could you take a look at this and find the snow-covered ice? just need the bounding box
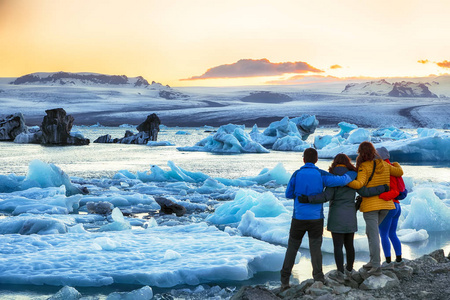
[0,222,285,287]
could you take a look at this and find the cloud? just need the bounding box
[436,60,450,68]
[330,64,342,69]
[418,59,430,64]
[181,58,323,80]
[266,75,340,85]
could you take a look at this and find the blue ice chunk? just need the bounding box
[372,127,412,140]
[337,122,358,137]
[346,128,371,144]
[178,124,269,153]
[272,135,310,151]
[113,170,137,180]
[400,187,450,231]
[0,216,68,235]
[206,189,288,225]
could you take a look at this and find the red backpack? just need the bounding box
[395,176,408,200]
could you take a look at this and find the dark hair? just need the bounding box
[356,141,378,169]
[303,148,318,164]
[329,153,357,173]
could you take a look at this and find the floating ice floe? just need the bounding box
[177,124,269,153]
[121,161,290,187]
[206,189,289,225]
[337,121,358,137]
[0,186,81,215]
[146,141,175,146]
[372,126,412,140]
[250,116,316,150]
[0,160,84,195]
[397,229,429,242]
[400,187,450,231]
[98,207,131,232]
[175,131,191,135]
[0,222,285,287]
[318,129,450,161]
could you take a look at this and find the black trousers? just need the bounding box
[281,218,324,284]
[331,232,355,273]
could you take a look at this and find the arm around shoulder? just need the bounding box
[308,187,335,204]
[390,162,403,177]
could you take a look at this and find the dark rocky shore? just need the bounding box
[232,249,450,300]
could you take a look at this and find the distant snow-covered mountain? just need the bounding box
[10,72,168,89]
[342,79,438,98]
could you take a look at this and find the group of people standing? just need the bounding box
[281,141,405,290]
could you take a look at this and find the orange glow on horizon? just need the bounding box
[1,0,450,87]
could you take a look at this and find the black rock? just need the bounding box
[41,108,90,145]
[154,196,186,217]
[0,113,27,141]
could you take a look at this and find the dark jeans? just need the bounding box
[281,218,324,284]
[331,232,355,273]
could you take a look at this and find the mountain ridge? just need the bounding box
[10,71,168,89]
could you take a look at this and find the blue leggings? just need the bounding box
[378,202,402,258]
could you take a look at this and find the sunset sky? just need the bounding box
[1,0,449,87]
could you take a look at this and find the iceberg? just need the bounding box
[128,161,290,187]
[177,124,269,153]
[146,141,175,146]
[397,229,429,243]
[400,187,450,231]
[0,160,84,196]
[251,116,316,148]
[206,189,289,225]
[98,208,131,232]
[318,132,450,161]
[346,128,371,144]
[337,121,358,137]
[272,135,310,151]
[106,286,153,300]
[372,127,412,140]
[290,115,319,140]
[0,215,68,235]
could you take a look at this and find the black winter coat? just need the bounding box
[308,166,386,233]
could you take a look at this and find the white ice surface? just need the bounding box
[0,222,285,287]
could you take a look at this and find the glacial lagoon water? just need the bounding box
[0,126,449,299]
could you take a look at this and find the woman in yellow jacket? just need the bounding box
[347,141,403,276]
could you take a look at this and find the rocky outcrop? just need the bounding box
[154,196,187,217]
[11,72,152,88]
[94,113,161,144]
[136,113,161,142]
[389,81,438,98]
[241,91,293,103]
[232,249,450,300]
[0,113,27,141]
[159,90,189,99]
[86,201,113,215]
[41,108,90,145]
[342,79,438,98]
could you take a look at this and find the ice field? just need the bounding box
[0,125,449,299]
[0,77,449,298]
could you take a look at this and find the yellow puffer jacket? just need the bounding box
[347,159,403,212]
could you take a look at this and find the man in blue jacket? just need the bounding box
[281,148,355,290]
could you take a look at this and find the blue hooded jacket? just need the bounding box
[285,163,355,220]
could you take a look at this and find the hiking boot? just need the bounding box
[381,261,394,270]
[280,283,290,292]
[330,270,345,284]
[344,268,354,281]
[394,260,405,267]
[362,262,373,269]
[367,267,382,276]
